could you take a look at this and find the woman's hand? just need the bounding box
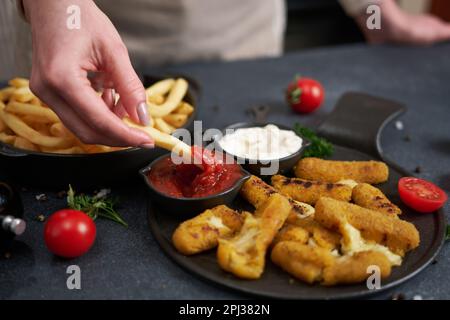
[356,0,450,45]
[23,0,154,147]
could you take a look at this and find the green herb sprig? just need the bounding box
[294,123,334,158]
[67,185,127,227]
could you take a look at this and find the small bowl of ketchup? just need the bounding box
[140,147,251,216]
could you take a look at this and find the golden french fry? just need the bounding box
[30,97,42,106]
[14,136,39,151]
[163,113,188,128]
[5,101,60,123]
[0,132,16,144]
[154,118,175,134]
[0,87,15,102]
[49,122,74,138]
[175,102,194,115]
[145,78,175,97]
[8,78,29,88]
[11,87,34,103]
[148,78,188,117]
[0,109,72,148]
[124,117,191,159]
[147,94,165,105]
[40,146,84,154]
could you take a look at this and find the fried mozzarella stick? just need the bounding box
[295,158,389,184]
[315,197,419,256]
[217,193,291,279]
[240,175,314,219]
[352,183,401,216]
[271,242,392,285]
[271,175,352,205]
[172,205,243,255]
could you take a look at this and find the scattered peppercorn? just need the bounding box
[56,190,67,199]
[4,252,11,259]
[403,135,411,142]
[414,166,422,174]
[35,214,45,222]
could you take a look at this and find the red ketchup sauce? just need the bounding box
[147,147,243,198]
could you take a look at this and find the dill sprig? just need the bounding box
[294,123,334,159]
[67,185,128,227]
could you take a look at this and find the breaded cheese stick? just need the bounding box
[286,214,341,251]
[217,193,291,279]
[315,197,420,256]
[271,175,352,205]
[322,251,392,286]
[271,242,334,284]
[240,175,314,218]
[273,224,309,246]
[294,158,389,184]
[172,205,243,255]
[271,242,392,285]
[352,183,401,216]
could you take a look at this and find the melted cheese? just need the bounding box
[292,200,315,218]
[207,216,227,230]
[341,222,402,266]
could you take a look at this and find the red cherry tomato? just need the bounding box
[286,76,324,113]
[398,177,447,213]
[44,209,96,258]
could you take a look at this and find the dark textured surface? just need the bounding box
[1,43,449,300]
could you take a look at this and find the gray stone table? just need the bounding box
[1,43,449,300]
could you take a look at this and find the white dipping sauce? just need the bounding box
[218,124,302,160]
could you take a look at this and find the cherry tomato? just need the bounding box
[286,76,324,113]
[398,177,447,213]
[44,209,96,258]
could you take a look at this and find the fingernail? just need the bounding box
[137,102,150,126]
[140,143,155,149]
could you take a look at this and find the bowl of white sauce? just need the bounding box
[216,123,309,176]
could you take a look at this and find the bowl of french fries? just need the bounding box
[0,76,197,187]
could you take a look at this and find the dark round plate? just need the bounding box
[146,145,446,299]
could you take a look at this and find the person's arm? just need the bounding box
[339,0,450,45]
[21,0,153,147]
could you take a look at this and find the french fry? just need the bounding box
[147,94,165,105]
[0,132,16,144]
[175,101,194,115]
[40,146,84,154]
[0,109,72,148]
[5,101,60,123]
[0,87,15,102]
[49,122,74,138]
[13,136,39,151]
[154,118,175,134]
[145,78,175,97]
[124,117,191,159]
[148,78,188,117]
[163,113,188,128]
[8,78,29,88]
[11,87,34,103]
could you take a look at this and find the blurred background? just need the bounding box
[1,0,450,81]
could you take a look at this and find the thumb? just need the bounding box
[105,44,149,125]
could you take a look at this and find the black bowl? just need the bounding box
[0,75,199,188]
[214,122,310,176]
[139,154,251,217]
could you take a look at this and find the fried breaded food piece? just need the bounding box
[287,215,341,251]
[294,158,389,184]
[271,242,392,285]
[322,251,392,286]
[240,175,314,219]
[271,175,352,205]
[217,193,291,279]
[273,224,309,246]
[315,197,420,256]
[172,205,243,255]
[271,242,334,284]
[352,183,401,216]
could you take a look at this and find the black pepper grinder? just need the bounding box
[0,182,25,242]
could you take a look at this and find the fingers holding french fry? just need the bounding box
[0,77,194,154]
